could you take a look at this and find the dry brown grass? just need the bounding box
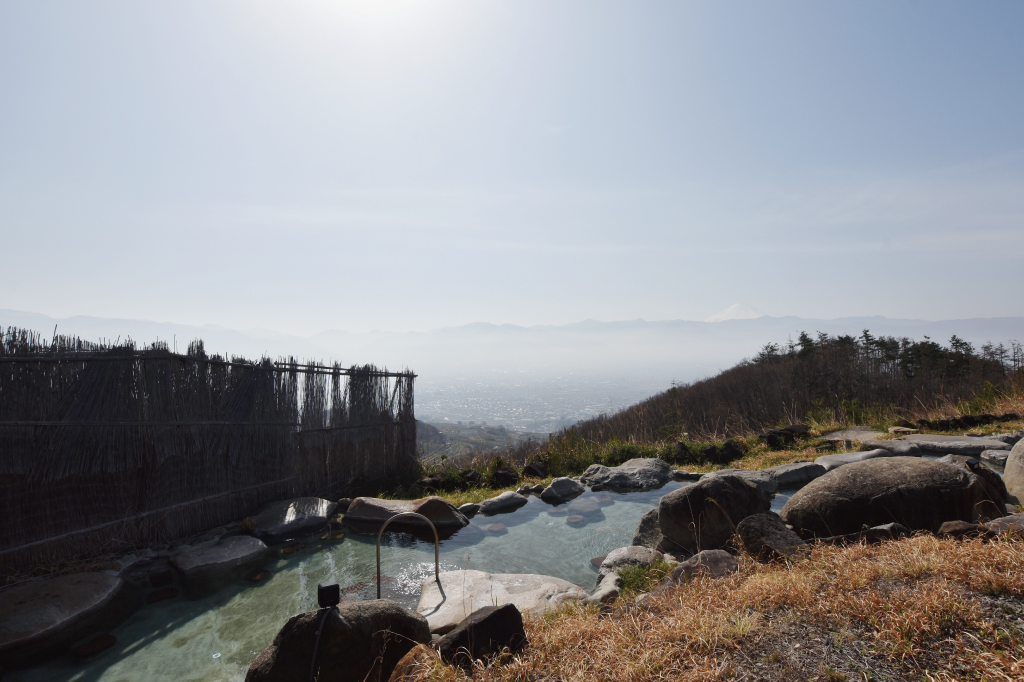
[410,535,1024,681]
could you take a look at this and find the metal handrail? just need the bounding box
[375,512,442,599]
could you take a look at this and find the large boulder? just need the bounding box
[658,474,771,553]
[435,604,527,670]
[814,448,896,472]
[579,458,673,491]
[171,535,269,597]
[0,572,135,665]
[781,457,1005,538]
[539,477,585,504]
[736,512,806,562]
[417,570,585,634]
[344,496,469,529]
[478,491,529,515]
[1005,439,1024,505]
[934,455,1008,520]
[253,498,338,542]
[245,599,431,682]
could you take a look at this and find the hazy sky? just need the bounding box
[2,1,1022,335]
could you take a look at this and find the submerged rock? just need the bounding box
[246,599,430,682]
[417,570,585,634]
[252,497,338,542]
[782,457,1004,537]
[0,572,135,665]
[658,474,770,553]
[579,458,673,491]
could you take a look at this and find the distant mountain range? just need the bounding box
[4,308,1023,429]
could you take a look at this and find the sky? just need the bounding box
[2,1,1023,335]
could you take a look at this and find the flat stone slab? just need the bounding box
[171,536,269,582]
[767,462,826,487]
[345,496,469,529]
[417,570,586,634]
[0,572,128,664]
[984,513,1024,534]
[253,497,338,542]
[823,427,886,442]
[901,435,1010,456]
[815,448,896,472]
[869,440,923,456]
[478,491,529,515]
[981,450,1009,467]
[579,458,673,491]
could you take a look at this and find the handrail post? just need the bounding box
[375,512,441,599]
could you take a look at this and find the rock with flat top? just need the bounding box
[984,512,1024,534]
[579,458,673,491]
[344,496,468,529]
[417,570,585,634]
[823,427,885,442]
[766,462,827,487]
[253,497,338,542]
[539,477,585,504]
[981,450,1009,467]
[171,535,269,597]
[478,491,529,515]
[0,572,134,665]
[902,434,1010,456]
[815,448,896,472]
[705,469,778,495]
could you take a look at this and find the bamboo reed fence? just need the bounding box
[0,327,416,574]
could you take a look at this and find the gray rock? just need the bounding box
[658,474,770,553]
[984,512,1024,534]
[0,572,135,665]
[631,508,663,549]
[934,455,1008,520]
[457,503,480,517]
[597,546,664,585]
[668,549,739,584]
[815,522,912,546]
[245,599,430,682]
[171,535,269,597]
[866,440,923,456]
[435,604,527,670]
[981,450,1009,467]
[579,458,673,491]
[988,433,1023,446]
[539,477,585,504]
[1005,439,1024,505]
[417,570,586,634]
[587,573,623,604]
[671,470,702,481]
[782,457,1005,537]
[937,520,988,539]
[823,427,885,442]
[253,497,338,542]
[478,491,529,515]
[705,469,778,495]
[736,512,807,562]
[765,462,827,487]
[902,434,1011,456]
[814,448,896,472]
[344,497,469,529]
